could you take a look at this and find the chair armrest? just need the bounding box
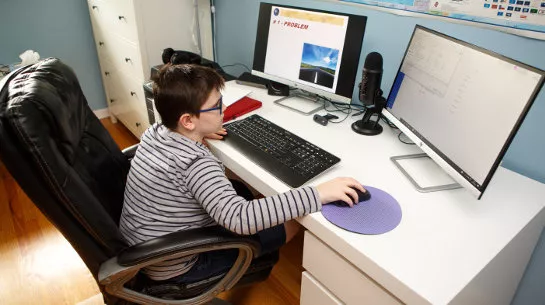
[121,144,139,160]
[118,225,260,266]
[98,226,261,305]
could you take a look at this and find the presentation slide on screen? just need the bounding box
[264,6,349,93]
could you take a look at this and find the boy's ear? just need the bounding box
[178,113,196,131]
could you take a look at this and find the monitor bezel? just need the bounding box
[382,25,545,199]
[252,2,367,104]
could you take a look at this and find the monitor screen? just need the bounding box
[383,25,545,198]
[252,3,367,104]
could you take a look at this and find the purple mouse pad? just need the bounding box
[321,186,402,235]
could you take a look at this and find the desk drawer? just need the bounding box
[303,231,401,305]
[301,271,343,305]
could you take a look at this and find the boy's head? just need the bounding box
[152,64,225,133]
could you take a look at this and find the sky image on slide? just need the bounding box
[300,43,339,74]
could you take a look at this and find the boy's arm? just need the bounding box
[185,157,321,235]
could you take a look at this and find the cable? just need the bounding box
[318,96,353,123]
[193,0,203,55]
[305,96,402,132]
[210,0,218,61]
[319,96,351,111]
[329,103,351,114]
[398,131,415,145]
[348,103,398,129]
[221,63,252,73]
[382,116,398,129]
[349,103,366,117]
[348,102,367,110]
[351,109,365,116]
[328,111,352,124]
[312,97,397,126]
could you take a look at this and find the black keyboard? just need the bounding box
[223,114,340,187]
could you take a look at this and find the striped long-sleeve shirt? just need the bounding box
[119,123,321,280]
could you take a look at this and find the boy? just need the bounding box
[119,64,364,283]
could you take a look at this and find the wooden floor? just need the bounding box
[0,118,303,305]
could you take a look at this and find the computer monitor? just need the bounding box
[252,3,367,111]
[383,25,545,199]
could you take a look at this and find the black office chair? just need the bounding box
[0,58,278,304]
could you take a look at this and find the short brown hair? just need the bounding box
[152,64,224,129]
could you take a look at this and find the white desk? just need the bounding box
[208,81,545,305]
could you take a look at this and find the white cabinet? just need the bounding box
[301,272,343,305]
[302,231,402,305]
[87,0,213,138]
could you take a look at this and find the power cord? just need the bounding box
[221,63,251,73]
[326,108,352,124]
[397,131,415,145]
[382,116,398,129]
[318,95,353,124]
[210,1,218,61]
[324,99,413,146]
[300,96,409,143]
[351,109,365,116]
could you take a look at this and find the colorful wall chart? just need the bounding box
[341,0,545,36]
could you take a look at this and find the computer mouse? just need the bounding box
[354,187,371,202]
[330,187,371,207]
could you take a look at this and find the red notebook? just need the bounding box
[223,96,262,123]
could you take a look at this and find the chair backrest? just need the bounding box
[0,58,129,279]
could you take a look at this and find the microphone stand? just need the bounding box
[351,94,387,136]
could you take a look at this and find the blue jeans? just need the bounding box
[171,223,286,284]
[170,179,286,284]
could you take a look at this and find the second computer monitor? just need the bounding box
[383,25,544,198]
[252,3,367,104]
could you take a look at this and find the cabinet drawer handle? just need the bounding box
[125,58,132,63]
[104,71,110,76]
[130,91,136,96]
[99,41,104,46]
[136,122,141,127]
[118,16,126,21]
[110,99,116,103]
[92,5,98,10]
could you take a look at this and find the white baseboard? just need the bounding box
[93,108,110,119]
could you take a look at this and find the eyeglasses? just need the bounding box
[198,96,223,114]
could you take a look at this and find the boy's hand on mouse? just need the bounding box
[204,128,227,140]
[316,177,365,208]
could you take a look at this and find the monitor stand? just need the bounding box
[390,153,461,192]
[273,90,323,115]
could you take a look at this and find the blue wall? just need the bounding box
[0,0,106,111]
[214,0,545,304]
